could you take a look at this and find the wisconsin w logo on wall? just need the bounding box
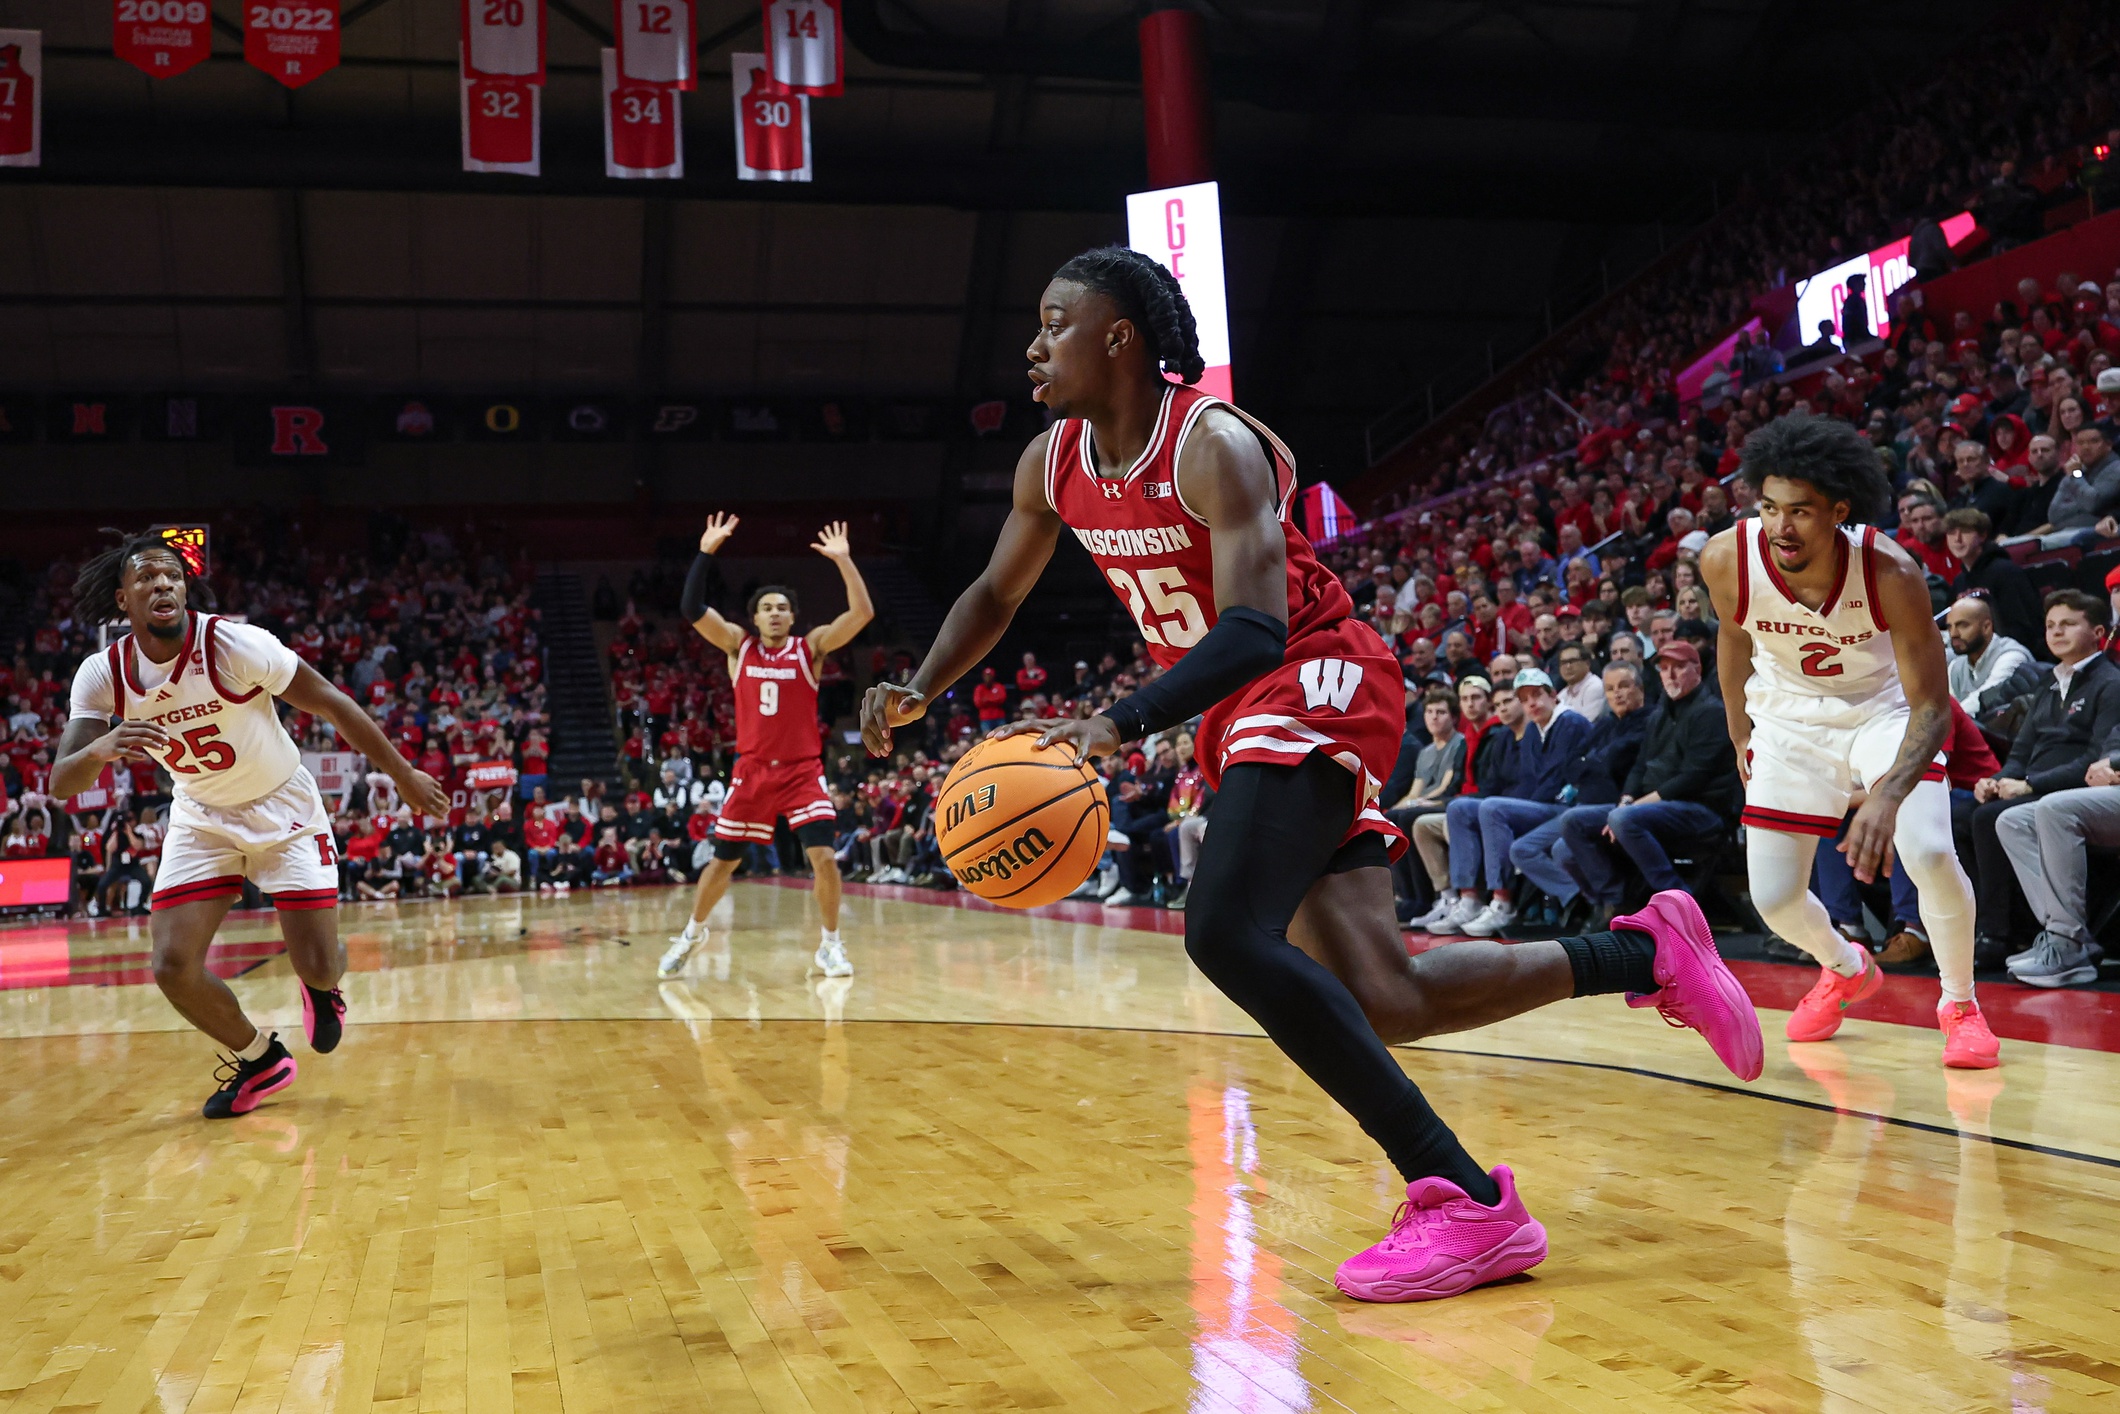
[1298,658,1361,712]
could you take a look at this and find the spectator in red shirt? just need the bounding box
[972,667,1010,730]
[1894,490,1956,579]
[1014,652,1048,696]
[522,812,561,889]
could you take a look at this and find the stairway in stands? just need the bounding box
[532,571,620,791]
[860,557,946,646]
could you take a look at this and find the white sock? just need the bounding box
[1822,935,1869,977]
[821,929,840,945]
[234,1027,272,1062]
[682,918,701,941]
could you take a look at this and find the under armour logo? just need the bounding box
[1298,658,1363,712]
[1099,481,1125,501]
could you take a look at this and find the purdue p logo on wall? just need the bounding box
[953,826,1053,886]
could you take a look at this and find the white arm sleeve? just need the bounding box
[215,621,303,697]
[69,653,115,721]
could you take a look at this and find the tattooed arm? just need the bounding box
[1841,538,1952,883]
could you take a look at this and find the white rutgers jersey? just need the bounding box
[69,612,304,809]
[1732,518,1905,715]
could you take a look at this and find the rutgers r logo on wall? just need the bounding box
[1298,658,1361,712]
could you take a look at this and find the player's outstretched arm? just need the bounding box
[1698,531,1756,780]
[806,520,875,656]
[861,435,1063,755]
[280,662,451,817]
[1838,541,1954,879]
[680,512,747,655]
[1000,408,1289,761]
[50,717,170,800]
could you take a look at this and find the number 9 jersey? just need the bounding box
[1045,383,1407,857]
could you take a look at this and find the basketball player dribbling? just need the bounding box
[659,514,873,981]
[1701,414,2001,1069]
[49,531,450,1118]
[860,246,1766,1302]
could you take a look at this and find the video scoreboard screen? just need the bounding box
[148,524,211,577]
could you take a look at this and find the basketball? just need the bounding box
[935,733,1109,907]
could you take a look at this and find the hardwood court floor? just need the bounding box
[3,885,2118,1412]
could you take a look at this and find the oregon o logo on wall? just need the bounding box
[484,402,521,434]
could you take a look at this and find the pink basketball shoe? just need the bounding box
[1334,1165,1547,1302]
[1615,889,1765,1082]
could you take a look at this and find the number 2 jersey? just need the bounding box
[1730,518,1906,727]
[1044,382,1406,852]
[69,611,304,809]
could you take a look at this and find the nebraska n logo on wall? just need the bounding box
[1298,659,1361,712]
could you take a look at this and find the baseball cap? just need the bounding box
[1556,604,1582,618]
[1655,641,1702,668]
[2097,368,2120,395]
[1457,675,1492,694]
[1512,667,1555,691]
[1950,392,1984,417]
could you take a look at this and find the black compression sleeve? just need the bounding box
[1102,606,1286,742]
[679,552,714,624]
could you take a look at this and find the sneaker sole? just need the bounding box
[2017,966,2099,988]
[1334,1223,1548,1302]
[1942,1045,2002,1070]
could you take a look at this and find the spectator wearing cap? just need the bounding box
[2096,367,2120,440]
[1645,508,1698,573]
[1507,660,1650,928]
[1559,641,1741,923]
[1943,508,2042,648]
[1436,667,1592,938]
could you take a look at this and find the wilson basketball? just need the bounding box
[935,733,1109,908]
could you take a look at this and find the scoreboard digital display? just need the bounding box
[149,524,211,578]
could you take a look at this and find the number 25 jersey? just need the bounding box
[68,612,304,809]
[1043,382,1354,667]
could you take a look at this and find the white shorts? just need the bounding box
[150,767,339,913]
[1741,691,1947,838]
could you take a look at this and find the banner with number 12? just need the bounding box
[613,0,693,89]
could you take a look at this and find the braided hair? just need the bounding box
[71,527,217,623]
[1051,246,1207,385]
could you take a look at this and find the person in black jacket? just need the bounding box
[1967,590,2120,961]
[1944,507,2043,651]
[1563,643,1741,923]
[1508,661,1651,928]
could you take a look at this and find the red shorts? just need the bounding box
[1195,617,1407,861]
[712,756,835,844]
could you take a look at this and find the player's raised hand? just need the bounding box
[860,683,926,757]
[397,769,452,819]
[700,512,740,554]
[811,521,852,561]
[93,720,170,762]
[993,715,1121,761]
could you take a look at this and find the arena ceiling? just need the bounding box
[0,0,2007,503]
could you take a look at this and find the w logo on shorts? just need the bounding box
[1298,658,1362,712]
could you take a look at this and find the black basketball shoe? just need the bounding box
[302,983,347,1053]
[202,1036,298,1119]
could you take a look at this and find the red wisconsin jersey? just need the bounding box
[731,635,822,761]
[1043,383,1353,666]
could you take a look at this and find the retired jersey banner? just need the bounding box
[461,54,540,174]
[245,0,339,88]
[114,0,214,78]
[603,49,682,178]
[462,0,542,80]
[0,31,42,167]
[731,53,809,182]
[614,0,692,88]
[764,0,841,95]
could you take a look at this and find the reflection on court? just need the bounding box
[0,882,2116,1412]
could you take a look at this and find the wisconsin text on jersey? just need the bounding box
[1070,524,1195,558]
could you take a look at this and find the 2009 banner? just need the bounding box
[113,0,214,78]
[244,0,340,88]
